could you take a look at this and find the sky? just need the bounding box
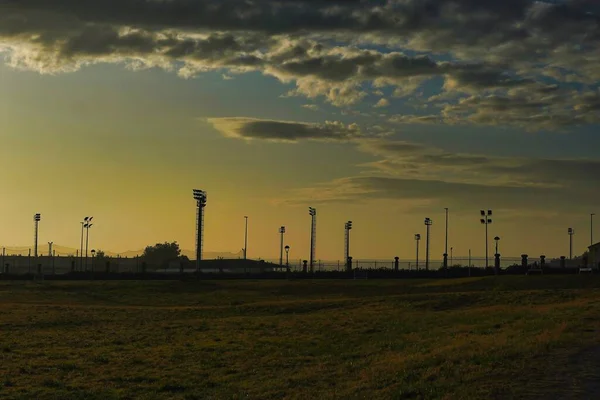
[0,0,599,261]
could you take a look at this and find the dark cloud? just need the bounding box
[1,0,600,126]
[207,117,362,142]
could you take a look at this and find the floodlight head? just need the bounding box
[494,236,500,241]
[84,216,89,221]
[193,189,207,202]
[480,219,485,224]
[415,233,421,240]
[487,210,492,216]
[285,245,290,251]
[279,226,286,234]
[480,210,485,216]
[487,219,492,224]
[88,224,93,228]
[346,221,352,230]
[34,213,41,222]
[568,227,573,234]
[89,216,93,222]
[309,207,316,216]
[424,217,432,226]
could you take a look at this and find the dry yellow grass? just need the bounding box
[0,277,599,399]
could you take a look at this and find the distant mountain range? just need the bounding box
[0,244,244,260]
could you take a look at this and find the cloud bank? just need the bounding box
[1,0,600,128]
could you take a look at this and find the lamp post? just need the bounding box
[279,226,286,266]
[344,221,353,271]
[424,218,432,271]
[308,207,317,272]
[84,217,93,272]
[48,242,53,257]
[193,189,207,274]
[80,217,90,271]
[450,247,453,266]
[591,213,595,246]
[480,210,493,269]
[244,216,248,260]
[568,227,574,259]
[443,208,449,270]
[33,213,41,259]
[414,233,421,270]
[285,245,290,269]
[494,236,500,255]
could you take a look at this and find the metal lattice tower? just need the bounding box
[193,189,207,273]
[344,221,352,270]
[309,207,317,271]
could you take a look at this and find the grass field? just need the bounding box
[1,276,600,399]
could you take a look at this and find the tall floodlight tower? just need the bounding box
[84,217,94,271]
[193,189,207,273]
[80,216,90,270]
[244,216,248,260]
[308,207,317,271]
[568,227,574,259]
[414,233,421,270]
[480,210,493,268]
[33,213,41,258]
[591,213,595,246]
[344,221,353,270]
[424,218,432,270]
[443,208,449,270]
[279,226,286,266]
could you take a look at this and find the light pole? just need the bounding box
[494,236,500,255]
[591,213,595,246]
[568,227,574,259]
[193,189,207,274]
[91,249,96,272]
[33,213,41,259]
[443,208,449,270]
[80,217,89,271]
[244,216,248,260]
[285,245,290,269]
[480,210,492,268]
[309,207,317,272]
[450,247,453,266]
[48,242,53,257]
[414,233,421,270]
[279,226,286,266]
[424,218,432,271]
[84,218,93,271]
[344,221,353,271]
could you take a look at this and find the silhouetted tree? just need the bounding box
[142,242,182,268]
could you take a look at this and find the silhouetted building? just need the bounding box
[587,242,600,268]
